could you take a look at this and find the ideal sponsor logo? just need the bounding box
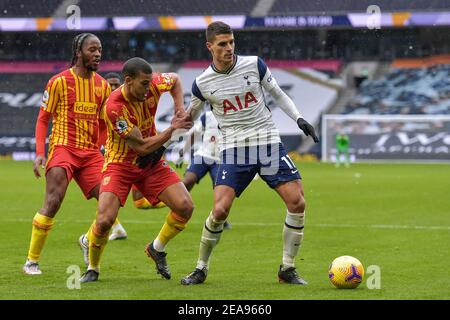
[74,102,97,115]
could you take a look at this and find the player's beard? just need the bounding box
[82,54,98,72]
[136,93,146,101]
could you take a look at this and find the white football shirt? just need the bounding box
[189,55,283,151]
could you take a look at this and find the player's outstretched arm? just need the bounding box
[259,58,319,143]
[168,73,187,116]
[266,83,319,143]
[126,113,192,157]
[127,113,193,168]
[135,114,194,168]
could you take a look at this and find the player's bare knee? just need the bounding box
[96,201,117,227]
[287,196,306,213]
[213,206,229,220]
[181,197,195,219]
[96,212,115,234]
[173,196,194,220]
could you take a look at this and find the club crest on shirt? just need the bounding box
[95,86,103,97]
[102,176,111,186]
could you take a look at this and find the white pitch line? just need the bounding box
[5,218,450,231]
[312,223,450,231]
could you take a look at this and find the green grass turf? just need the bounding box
[0,160,449,300]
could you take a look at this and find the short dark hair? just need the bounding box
[206,21,233,42]
[122,57,152,79]
[104,72,121,81]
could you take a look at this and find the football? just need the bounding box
[328,256,365,289]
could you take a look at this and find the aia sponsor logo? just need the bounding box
[223,92,258,114]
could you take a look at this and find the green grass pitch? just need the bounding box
[0,160,449,300]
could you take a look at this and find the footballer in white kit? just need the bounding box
[193,111,221,162]
[181,21,319,286]
[183,111,222,185]
[189,55,318,194]
[178,110,232,230]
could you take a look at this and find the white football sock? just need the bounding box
[153,238,166,252]
[196,212,225,270]
[282,210,305,270]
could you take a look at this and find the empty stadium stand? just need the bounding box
[344,59,450,115]
[0,0,63,17]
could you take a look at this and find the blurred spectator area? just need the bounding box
[0,30,321,63]
[1,0,62,17]
[344,56,450,115]
[2,28,450,64]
